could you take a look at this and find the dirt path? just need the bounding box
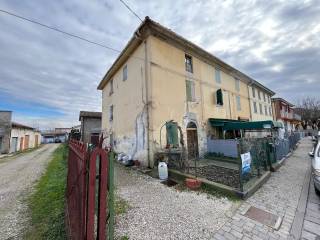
[0,144,59,240]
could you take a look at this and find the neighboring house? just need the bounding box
[97,17,276,167]
[248,82,274,121]
[41,128,71,143]
[272,98,301,132]
[79,111,101,145]
[0,111,41,154]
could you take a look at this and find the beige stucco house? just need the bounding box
[248,83,274,121]
[97,17,275,167]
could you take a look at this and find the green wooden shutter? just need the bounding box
[216,89,223,105]
[166,121,179,147]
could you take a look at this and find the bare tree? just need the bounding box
[296,97,320,129]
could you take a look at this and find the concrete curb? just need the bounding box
[242,171,271,199]
[168,168,240,198]
[289,165,311,240]
[168,168,271,200]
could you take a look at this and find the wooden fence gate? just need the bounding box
[66,137,114,240]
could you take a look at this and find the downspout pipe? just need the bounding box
[247,80,254,121]
[135,29,151,168]
[144,40,151,168]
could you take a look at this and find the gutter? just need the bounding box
[144,39,151,168]
[247,80,254,120]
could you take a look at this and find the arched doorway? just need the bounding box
[186,122,199,159]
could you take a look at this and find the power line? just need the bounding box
[0,9,123,53]
[0,8,147,62]
[0,8,232,84]
[119,0,143,22]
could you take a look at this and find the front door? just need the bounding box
[90,133,99,146]
[186,122,199,159]
[35,135,39,147]
[24,135,29,150]
[10,137,18,153]
[20,137,24,151]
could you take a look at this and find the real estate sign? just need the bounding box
[241,152,251,174]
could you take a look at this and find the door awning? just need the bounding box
[208,118,283,131]
[208,118,245,127]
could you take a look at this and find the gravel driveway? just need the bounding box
[0,144,59,240]
[114,164,240,240]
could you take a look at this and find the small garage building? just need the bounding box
[0,111,41,154]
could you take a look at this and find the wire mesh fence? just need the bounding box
[163,131,302,193]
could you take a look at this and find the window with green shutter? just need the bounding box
[216,89,223,105]
[185,55,193,73]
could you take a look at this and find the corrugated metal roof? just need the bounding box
[12,122,35,130]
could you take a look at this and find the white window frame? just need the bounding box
[123,65,127,81]
[109,79,114,95]
[253,102,257,113]
[215,68,221,83]
[186,79,196,102]
[109,105,113,122]
[235,78,240,91]
[236,95,241,111]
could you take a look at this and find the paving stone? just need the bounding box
[242,236,252,240]
[304,215,320,225]
[231,225,243,233]
[230,229,243,239]
[224,231,237,240]
[303,220,320,236]
[212,139,311,240]
[301,230,318,240]
[213,233,226,240]
[221,226,231,232]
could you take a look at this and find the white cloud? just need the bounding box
[0,0,319,127]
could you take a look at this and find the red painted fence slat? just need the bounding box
[66,138,110,240]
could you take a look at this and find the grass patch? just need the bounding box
[24,144,68,240]
[115,195,130,215]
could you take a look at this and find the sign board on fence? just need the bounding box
[241,152,251,174]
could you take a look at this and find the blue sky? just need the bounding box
[0,0,319,128]
[0,92,64,117]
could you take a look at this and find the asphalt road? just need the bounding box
[0,144,59,240]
